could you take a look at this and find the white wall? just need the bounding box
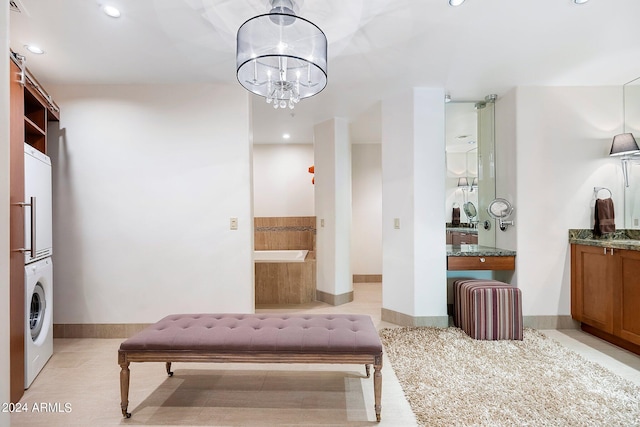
[382,88,447,322]
[314,118,352,297]
[1,1,11,422]
[495,89,518,286]
[49,84,253,323]
[509,86,623,317]
[253,144,314,217]
[351,144,382,275]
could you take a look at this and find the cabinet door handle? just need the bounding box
[14,197,36,256]
[480,257,486,263]
[610,248,614,256]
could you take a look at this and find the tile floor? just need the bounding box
[12,283,640,426]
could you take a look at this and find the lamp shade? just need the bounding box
[236,4,327,109]
[609,133,640,157]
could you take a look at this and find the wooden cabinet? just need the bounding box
[8,54,59,402]
[617,249,640,345]
[571,244,640,354]
[446,230,478,245]
[447,255,515,271]
[9,59,25,404]
[571,245,615,333]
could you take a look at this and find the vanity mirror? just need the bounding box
[623,76,640,228]
[445,98,497,245]
[463,201,477,222]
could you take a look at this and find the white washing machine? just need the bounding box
[25,257,53,388]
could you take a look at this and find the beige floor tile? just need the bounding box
[13,283,640,426]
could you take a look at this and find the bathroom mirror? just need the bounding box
[445,100,497,245]
[463,201,477,219]
[463,201,479,229]
[623,76,640,228]
[487,198,513,219]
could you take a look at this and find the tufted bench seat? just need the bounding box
[118,313,383,421]
[454,279,523,340]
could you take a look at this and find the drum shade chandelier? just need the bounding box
[236,0,328,109]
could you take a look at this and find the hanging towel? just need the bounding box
[594,198,615,235]
[452,207,460,226]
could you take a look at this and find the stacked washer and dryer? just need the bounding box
[23,143,54,388]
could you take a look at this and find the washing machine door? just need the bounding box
[24,258,53,347]
[29,282,47,341]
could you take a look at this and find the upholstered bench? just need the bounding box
[118,313,383,421]
[454,279,523,340]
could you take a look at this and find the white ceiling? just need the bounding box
[9,0,640,144]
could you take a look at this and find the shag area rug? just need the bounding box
[379,327,640,427]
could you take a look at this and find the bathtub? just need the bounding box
[254,250,316,304]
[254,250,309,263]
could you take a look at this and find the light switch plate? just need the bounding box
[230,217,238,230]
[394,218,400,229]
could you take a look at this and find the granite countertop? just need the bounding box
[447,245,516,257]
[569,229,640,251]
[446,227,479,234]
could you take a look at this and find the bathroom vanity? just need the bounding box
[446,244,515,271]
[570,229,640,355]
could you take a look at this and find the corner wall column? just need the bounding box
[314,118,352,304]
[381,88,448,326]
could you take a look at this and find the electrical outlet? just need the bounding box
[635,218,639,227]
[230,217,238,230]
[394,218,400,229]
[320,219,325,228]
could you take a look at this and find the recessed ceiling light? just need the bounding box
[283,133,291,140]
[449,0,465,6]
[574,0,589,3]
[24,45,44,54]
[103,5,121,18]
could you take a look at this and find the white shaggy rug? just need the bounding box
[379,327,640,427]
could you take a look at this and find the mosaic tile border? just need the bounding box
[255,226,316,232]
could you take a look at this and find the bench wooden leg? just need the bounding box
[166,362,173,377]
[119,360,131,418]
[374,361,382,422]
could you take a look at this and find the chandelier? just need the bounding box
[236,0,328,109]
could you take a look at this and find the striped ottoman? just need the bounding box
[454,279,523,340]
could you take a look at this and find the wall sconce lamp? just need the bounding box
[457,177,469,190]
[610,133,640,187]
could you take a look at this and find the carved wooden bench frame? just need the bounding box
[118,349,383,422]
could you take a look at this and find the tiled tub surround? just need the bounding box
[255,252,317,304]
[254,217,317,305]
[254,216,316,251]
